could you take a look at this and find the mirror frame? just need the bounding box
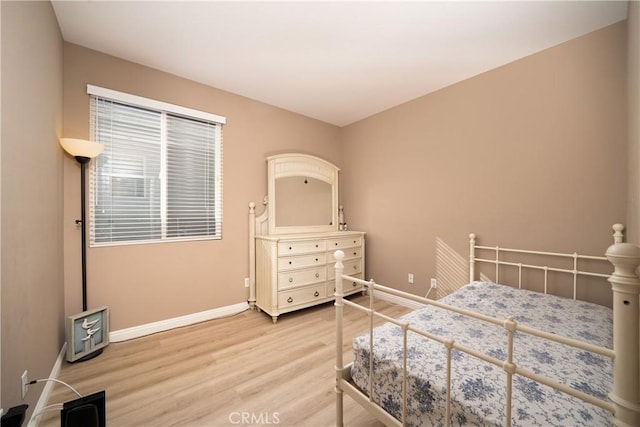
[267,153,339,235]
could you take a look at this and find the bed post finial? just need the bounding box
[469,233,477,282]
[612,223,625,244]
[606,241,640,426]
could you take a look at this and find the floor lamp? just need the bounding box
[60,138,104,311]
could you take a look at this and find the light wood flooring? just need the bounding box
[36,296,410,427]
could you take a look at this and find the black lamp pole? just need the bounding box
[60,137,106,363]
[75,156,91,312]
[61,138,103,313]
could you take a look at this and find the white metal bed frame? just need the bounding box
[334,225,640,427]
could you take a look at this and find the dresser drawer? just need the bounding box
[278,240,326,255]
[328,273,363,295]
[328,258,362,279]
[340,247,362,261]
[278,267,326,290]
[278,253,327,271]
[278,284,327,308]
[327,236,362,250]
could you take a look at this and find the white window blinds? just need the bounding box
[88,86,224,246]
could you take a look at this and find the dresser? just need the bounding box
[255,231,365,322]
[248,153,366,323]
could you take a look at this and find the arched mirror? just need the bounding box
[267,153,339,235]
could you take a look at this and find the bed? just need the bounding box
[333,225,640,427]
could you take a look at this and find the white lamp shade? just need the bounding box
[59,138,104,158]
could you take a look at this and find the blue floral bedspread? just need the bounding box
[351,282,613,426]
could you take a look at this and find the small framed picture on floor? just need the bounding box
[66,306,109,362]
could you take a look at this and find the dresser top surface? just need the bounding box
[255,230,365,242]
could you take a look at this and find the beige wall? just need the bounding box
[63,44,342,331]
[1,0,64,415]
[64,19,632,329]
[342,22,628,307]
[0,3,635,416]
[628,1,640,244]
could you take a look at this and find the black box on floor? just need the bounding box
[61,390,106,427]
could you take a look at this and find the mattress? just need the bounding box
[351,282,613,426]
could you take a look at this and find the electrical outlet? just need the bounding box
[244,277,250,288]
[430,278,437,288]
[21,370,28,399]
[408,273,414,284]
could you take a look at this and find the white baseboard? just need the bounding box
[27,343,67,427]
[109,302,249,342]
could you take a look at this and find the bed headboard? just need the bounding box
[468,224,625,300]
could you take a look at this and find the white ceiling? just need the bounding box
[51,1,628,127]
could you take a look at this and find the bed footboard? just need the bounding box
[334,227,640,427]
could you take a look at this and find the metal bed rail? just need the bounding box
[335,225,640,426]
[468,226,623,299]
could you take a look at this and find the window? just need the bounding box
[88,85,225,246]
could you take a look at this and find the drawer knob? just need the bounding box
[289,246,292,250]
[353,252,357,255]
[315,258,319,262]
[287,297,293,303]
[335,242,338,246]
[315,244,319,248]
[352,282,357,287]
[353,265,357,270]
[314,291,320,297]
[288,261,292,265]
[289,277,293,283]
[315,273,320,278]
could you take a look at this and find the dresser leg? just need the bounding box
[272,316,278,324]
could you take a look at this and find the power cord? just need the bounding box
[29,403,63,422]
[29,378,82,398]
[425,282,437,299]
[27,378,83,425]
